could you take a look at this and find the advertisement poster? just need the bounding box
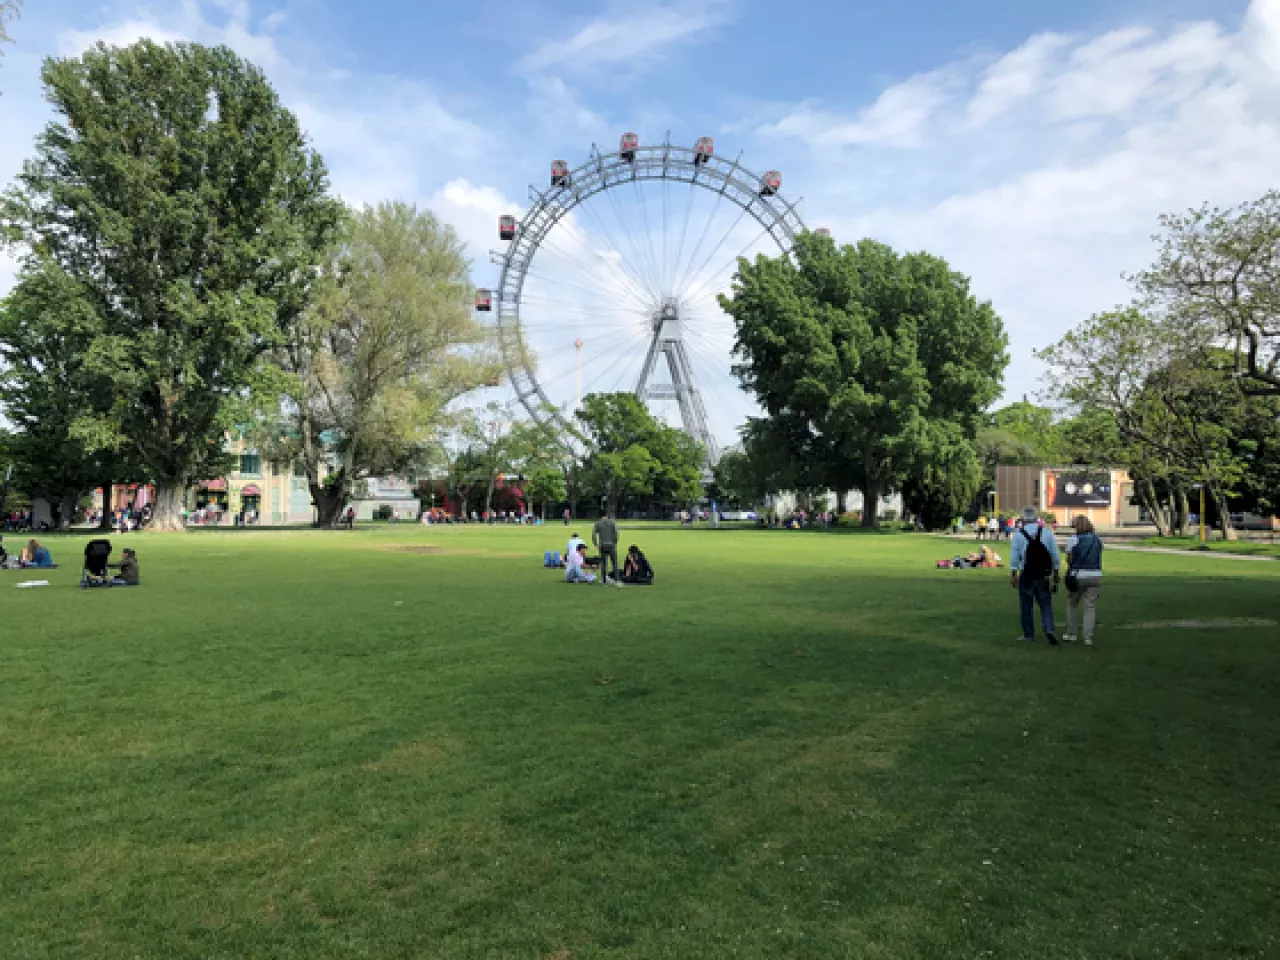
[1046,471,1112,507]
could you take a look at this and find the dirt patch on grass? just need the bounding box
[1120,617,1277,630]
[375,545,444,555]
[364,736,459,773]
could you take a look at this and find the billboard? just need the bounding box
[1046,470,1112,507]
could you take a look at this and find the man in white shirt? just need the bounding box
[565,544,596,583]
[565,532,584,562]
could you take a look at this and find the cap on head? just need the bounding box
[1020,506,1039,523]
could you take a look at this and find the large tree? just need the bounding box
[575,392,702,516]
[1039,310,1262,539]
[720,233,1007,527]
[1,40,340,529]
[0,260,134,527]
[272,201,496,527]
[1138,192,1280,396]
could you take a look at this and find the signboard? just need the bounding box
[1046,470,1112,507]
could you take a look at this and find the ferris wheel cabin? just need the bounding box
[760,170,781,197]
[474,289,493,312]
[694,136,713,165]
[498,215,517,241]
[551,160,570,188]
[620,132,639,162]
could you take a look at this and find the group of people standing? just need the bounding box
[1009,507,1104,647]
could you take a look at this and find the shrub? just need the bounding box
[374,504,393,521]
[880,509,898,522]
[835,511,862,528]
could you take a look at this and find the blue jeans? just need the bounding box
[1019,576,1056,639]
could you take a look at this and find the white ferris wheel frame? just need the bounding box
[490,138,806,463]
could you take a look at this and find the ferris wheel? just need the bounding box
[476,135,810,464]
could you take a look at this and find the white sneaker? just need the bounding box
[1083,638,1093,646]
[1063,634,1077,644]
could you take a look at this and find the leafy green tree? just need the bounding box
[900,423,984,530]
[575,393,702,515]
[0,0,21,83]
[524,468,566,520]
[1,40,341,529]
[0,260,133,527]
[720,234,1007,526]
[271,202,496,526]
[1138,192,1280,396]
[1040,311,1259,538]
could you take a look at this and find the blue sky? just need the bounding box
[2,0,1276,446]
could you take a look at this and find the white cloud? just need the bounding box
[759,68,961,148]
[517,5,728,74]
[967,33,1072,127]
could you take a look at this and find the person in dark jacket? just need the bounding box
[113,548,140,585]
[621,545,654,585]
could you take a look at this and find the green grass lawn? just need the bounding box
[2,524,1278,959]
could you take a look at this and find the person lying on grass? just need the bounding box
[622,545,654,584]
[565,544,597,584]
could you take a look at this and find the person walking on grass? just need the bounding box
[593,510,620,586]
[1010,506,1060,644]
[1064,515,1104,647]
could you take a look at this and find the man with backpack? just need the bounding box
[1010,506,1061,644]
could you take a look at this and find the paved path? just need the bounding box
[1108,544,1277,562]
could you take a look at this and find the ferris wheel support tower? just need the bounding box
[636,299,718,463]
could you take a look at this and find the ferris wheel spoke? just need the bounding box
[675,203,750,303]
[521,264,651,311]
[669,171,698,300]
[681,219,777,305]
[671,184,731,296]
[535,336,642,394]
[533,231,656,312]
[629,176,665,300]
[602,183,662,301]
[580,340,644,398]
[573,198,663,306]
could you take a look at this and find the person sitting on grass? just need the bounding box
[621,545,654,585]
[113,548,140,585]
[565,544,596,584]
[564,531,584,566]
[20,539,54,568]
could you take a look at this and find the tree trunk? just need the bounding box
[59,494,78,530]
[99,480,114,530]
[1173,486,1189,537]
[485,474,496,516]
[1206,480,1237,541]
[836,489,848,515]
[861,453,881,528]
[151,482,187,532]
[311,483,348,528]
[1137,478,1169,537]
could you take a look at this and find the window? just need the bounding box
[239,453,261,476]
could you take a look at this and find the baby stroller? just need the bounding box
[81,539,113,587]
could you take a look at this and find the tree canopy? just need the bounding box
[269,201,496,526]
[1138,192,1280,396]
[1,39,340,528]
[719,232,1007,526]
[575,393,703,515]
